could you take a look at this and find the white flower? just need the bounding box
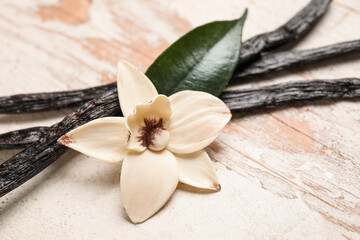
[58,60,231,223]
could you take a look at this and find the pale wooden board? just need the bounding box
[0,0,359,239]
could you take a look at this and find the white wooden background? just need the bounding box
[0,0,360,239]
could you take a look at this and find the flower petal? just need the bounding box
[175,150,220,191]
[117,60,158,117]
[126,95,172,152]
[167,90,231,154]
[120,149,178,223]
[58,117,129,163]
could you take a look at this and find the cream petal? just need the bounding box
[167,90,231,154]
[117,60,158,117]
[126,95,172,152]
[120,149,178,223]
[175,150,220,191]
[58,117,129,163]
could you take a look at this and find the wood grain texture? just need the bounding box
[0,0,359,239]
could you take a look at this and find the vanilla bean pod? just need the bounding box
[236,0,331,67]
[2,78,359,151]
[233,40,360,81]
[0,127,51,150]
[0,89,120,197]
[0,83,116,114]
[221,78,360,111]
[0,0,331,115]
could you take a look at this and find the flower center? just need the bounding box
[137,118,170,151]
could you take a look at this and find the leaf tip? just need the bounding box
[241,8,248,21]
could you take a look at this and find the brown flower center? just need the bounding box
[137,118,166,148]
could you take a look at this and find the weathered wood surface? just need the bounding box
[0,0,359,239]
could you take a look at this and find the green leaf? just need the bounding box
[145,10,247,97]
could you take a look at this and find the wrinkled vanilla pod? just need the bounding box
[0,83,116,114]
[0,127,51,150]
[236,0,331,68]
[0,0,331,115]
[221,78,360,111]
[0,89,120,197]
[233,40,360,81]
[2,78,359,150]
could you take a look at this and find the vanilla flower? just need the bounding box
[58,60,231,223]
